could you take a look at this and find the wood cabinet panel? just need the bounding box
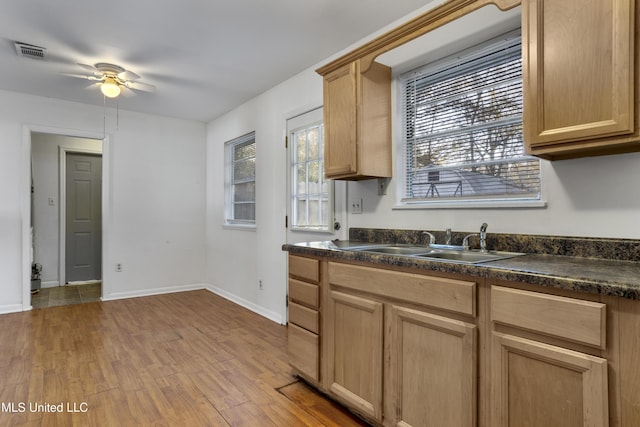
[389,305,477,427]
[288,323,319,381]
[289,301,319,334]
[289,279,319,309]
[322,60,391,180]
[491,286,606,348]
[324,63,358,177]
[289,255,320,283]
[327,290,383,422]
[328,261,476,316]
[492,332,608,427]
[523,0,638,159]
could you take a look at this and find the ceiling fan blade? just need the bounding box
[77,63,99,73]
[127,81,155,93]
[83,82,100,90]
[62,73,103,82]
[120,86,137,98]
[62,73,92,79]
[118,70,140,80]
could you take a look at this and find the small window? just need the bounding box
[224,132,256,227]
[399,30,541,206]
[290,120,331,231]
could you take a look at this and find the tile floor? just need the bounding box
[31,282,102,308]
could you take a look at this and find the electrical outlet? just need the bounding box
[259,280,263,290]
[377,178,388,196]
[350,198,363,214]
[115,263,123,272]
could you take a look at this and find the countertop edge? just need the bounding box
[283,242,640,300]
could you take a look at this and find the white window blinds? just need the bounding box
[225,132,255,225]
[400,31,540,203]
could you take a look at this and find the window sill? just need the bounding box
[290,227,333,234]
[222,223,256,231]
[393,199,547,210]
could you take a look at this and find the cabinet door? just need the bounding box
[288,323,319,381]
[390,305,477,427]
[323,62,358,178]
[492,332,608,427]
[326,290,383,421]
[523,0,634,152]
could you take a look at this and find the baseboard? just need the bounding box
[101,283,207,302]
[205,284,285,325]
[0,304,27,315]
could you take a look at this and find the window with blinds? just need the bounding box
[399,30,540,204]
[225,132,256,226]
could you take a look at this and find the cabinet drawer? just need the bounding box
[288,323,319,381]
[289,301,319,334]
[491,286,606,348]
[328,262,476,316]
[289,278,319,308]
[289,255,320,283]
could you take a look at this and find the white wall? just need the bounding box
[206,71,324,324]
[0,89,207,313]
[31,133,103,287]
[346,150,640,239]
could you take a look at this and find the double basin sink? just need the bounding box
[340,243,525,264]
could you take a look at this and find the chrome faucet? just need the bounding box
[445,228,452,245]
[422,231,436,246]
[479,222,488,252]
[462,233,478,251]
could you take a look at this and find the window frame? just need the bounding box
[288,113,334,233]
[395,30,545,210]
[224,132,256,229]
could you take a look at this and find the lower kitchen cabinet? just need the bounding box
[288,255,321,383]
[325,260,478,426]
[490,285,609,427]
[389,305,477,427]
[491,332,608,427]
[326,289,384,422]
[288,323,319,381]
[286,254,640,427]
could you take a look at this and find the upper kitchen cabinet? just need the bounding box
[523,0,638,160]
[316,0,521,179]
[321,59,392,180]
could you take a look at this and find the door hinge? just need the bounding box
[285,136,288,149]
[286,295,289,307]
[285,215,288,228]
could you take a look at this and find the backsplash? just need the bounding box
[348,228,640,262]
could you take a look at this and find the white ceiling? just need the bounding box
[0,0,432,123]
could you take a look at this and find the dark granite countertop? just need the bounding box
[283,239,640,300]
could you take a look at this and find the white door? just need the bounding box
[286,107,346,244]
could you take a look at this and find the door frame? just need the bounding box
[285,106,347,245]
[59,147,103,286]
[21,125,109,310]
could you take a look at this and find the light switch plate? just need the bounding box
[351,198,363,214]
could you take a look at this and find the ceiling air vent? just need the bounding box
[14,42,46,60]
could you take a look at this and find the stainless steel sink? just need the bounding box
[342,244,524,264]
[349,245,436,256]
[415,250,524,264]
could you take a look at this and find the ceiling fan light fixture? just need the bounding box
[100,77,121,98]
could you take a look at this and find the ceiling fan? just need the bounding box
[65,62,155,98]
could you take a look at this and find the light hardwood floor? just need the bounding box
[0,290,367,426]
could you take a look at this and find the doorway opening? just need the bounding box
[29,132,104,308]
